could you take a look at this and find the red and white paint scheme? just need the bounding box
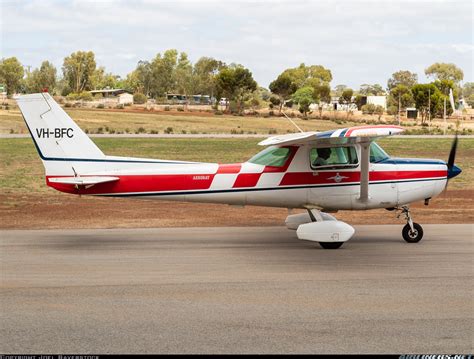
[17,93,462,249]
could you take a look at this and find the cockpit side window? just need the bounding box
[248,146,291,167]
[370,142,390,163]
[310,146,358,170]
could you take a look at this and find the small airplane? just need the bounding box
[17,92,462,249]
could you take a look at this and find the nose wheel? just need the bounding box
[398,206,424,243]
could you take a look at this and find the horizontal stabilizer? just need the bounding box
[48,176,119,186]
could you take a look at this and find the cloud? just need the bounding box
[1,0,472,88]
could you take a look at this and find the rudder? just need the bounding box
[16,92,105,175]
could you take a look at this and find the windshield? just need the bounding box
[370,142,390,163]
[248,146,291,167]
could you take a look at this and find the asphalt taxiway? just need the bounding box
[1,224,472,353]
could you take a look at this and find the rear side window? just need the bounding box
[248,146,291,167]
[310,146,358,169]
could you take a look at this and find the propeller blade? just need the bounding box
[447,134,458,171]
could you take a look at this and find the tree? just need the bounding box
[134,60,152,96]
[269,73,297,115]
[411,84,443,124]
[174,52,193,107]
[0,57,24,95]
[192,57,225,97]
[24,61,56,93]
[425,63,464,83]
[122,70,142,94]
[387,70,418,91]
[215,65,257,114]
[149,49,178,98]
[91,66,120,90]
[333,84,347,97]
[339,88,354,118]
[281,63,332,88]
[62,51,96,94]
[463,82,474,107]
[387,84,414,115]
[433,79,457,115]
[312,83,331,118]
[359,83,384,95]
[291,86,314,119]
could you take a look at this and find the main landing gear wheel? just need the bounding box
[402,223,423,243]
[319,242,344,249]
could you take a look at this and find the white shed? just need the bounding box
[118,93,133,105]
[367,96,387,110]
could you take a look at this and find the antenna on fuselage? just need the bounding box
[282,111,304,133]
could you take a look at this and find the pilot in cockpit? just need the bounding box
[313,147,331,166]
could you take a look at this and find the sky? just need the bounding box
[1,0,473,89]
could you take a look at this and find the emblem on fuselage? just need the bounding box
[328,173,348,183]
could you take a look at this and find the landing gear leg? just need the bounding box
[398,206,423,243]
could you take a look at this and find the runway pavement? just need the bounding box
[1,224,473,354]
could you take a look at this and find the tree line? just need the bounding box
[0,50,472,118]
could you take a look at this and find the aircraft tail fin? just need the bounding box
[16,92,106,175]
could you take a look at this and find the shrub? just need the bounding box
[181,130,187,134]
[115,104,124,109]
[361,103,377,114]
[64,103,72,108]
[133,93,147,104]
[97,103,105,109]
[164,127,173,134]
[214,110,223,115]
[177,106,184,112]
[150,130,158,134]
[137,127,146,133]
[268,128,277,134]
[164,106,170,111]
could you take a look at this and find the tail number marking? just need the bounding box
[36,128,74,138]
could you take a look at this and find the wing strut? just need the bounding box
[359,142,370,202]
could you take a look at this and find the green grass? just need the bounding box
[0,138,472,194]
[0,107,362,135]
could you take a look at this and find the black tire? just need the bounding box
[402,223,424,243]
[319,241,344,249]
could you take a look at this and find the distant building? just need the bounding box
[89,88,130,97]
[406,107,417,119]
[366,95,387,110]
[166,93,212,105]
[118,93,133,105]
[0,84,6,100]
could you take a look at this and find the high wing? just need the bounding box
[259,125,405,203]
[259,125,404,146]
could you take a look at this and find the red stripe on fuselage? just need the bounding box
[233,173,262,188]
[46,174,215,195]
[217,163,242,173]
